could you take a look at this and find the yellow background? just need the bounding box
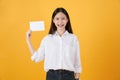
[0,0,120,80]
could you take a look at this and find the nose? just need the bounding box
[58,19,63,24]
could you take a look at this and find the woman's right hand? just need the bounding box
[26,29,32,40]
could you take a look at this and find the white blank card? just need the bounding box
[30,21,45,31]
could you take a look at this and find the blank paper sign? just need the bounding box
[30,21,45,31]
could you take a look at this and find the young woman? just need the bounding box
[26,7,82,80]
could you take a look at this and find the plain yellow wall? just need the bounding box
[0,0,120,80]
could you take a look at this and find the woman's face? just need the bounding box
[53,12,68,31]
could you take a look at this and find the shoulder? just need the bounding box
[68,33,80,44]
[68,33,78,40]
[42,34,53,41]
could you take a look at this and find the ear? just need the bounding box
[53,19,55,23]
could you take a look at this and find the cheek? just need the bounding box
[54,22,58,26]
[53,21,57,25]
[64,20,68,24]
[53,22,58,27]
[64,19,68,23]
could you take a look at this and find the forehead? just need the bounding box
[54,12,67,18]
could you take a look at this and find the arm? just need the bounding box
[26,29,45,62]
[74,36,82,80]
[26,30,35,55]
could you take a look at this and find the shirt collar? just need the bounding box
[54,30,69,36]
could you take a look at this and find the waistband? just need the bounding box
[49,69,74,73]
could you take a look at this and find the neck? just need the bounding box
[57,29,66,36]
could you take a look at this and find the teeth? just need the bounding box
[58,24,64,27]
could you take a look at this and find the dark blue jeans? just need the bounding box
[46,69,75,80]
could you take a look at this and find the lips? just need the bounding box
[57,24,64,27]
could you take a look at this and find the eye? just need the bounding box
[56,18,59,20]
[62,17,65,20]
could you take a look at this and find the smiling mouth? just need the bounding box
[57,24,64,27]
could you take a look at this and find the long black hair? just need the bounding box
[49,7,73,34]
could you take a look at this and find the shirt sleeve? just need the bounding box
[31,38,46,63]
[74,36,82,73]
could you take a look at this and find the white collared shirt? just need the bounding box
[31,31,82,73]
